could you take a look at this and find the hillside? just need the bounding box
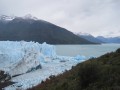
[30,48,120,90]
[0,15,94,44]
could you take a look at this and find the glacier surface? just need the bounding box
[0,41,86,90]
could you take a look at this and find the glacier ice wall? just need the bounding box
[0,41,86,90]
[0,41,56,76]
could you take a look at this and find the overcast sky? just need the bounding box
[0,0,120,37]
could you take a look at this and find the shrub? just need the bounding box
[78,61,101,89]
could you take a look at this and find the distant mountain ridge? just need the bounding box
[76,32,103,43]
[76,32,120,44]
[0,15,94,44]
[97,36,120,43]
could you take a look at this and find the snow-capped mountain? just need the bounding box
[76,32,103,43]
[0,15,94,44]
[97,36,120,43]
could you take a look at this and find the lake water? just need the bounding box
[55,44,120,58]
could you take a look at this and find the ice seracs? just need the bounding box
[0,41,86,90]
[9,47,42,76]
[41,42,56,58]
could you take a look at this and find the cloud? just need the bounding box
[0,0,120,37]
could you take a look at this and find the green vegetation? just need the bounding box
[29,48,120,90]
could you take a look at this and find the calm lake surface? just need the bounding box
[55,44,120,58]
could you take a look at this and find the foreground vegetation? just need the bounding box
[30,48,120,90]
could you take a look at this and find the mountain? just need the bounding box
[0,15,94,44]
[29,48,120,90]
[97,36,120,43]
[76,32,102,43]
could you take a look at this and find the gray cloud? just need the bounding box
[0,0,120,37]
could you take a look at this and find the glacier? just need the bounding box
[0,41,86,90]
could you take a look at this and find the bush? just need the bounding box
[78,61,101,89]
[29,48,120,90]
[116,48,120,53]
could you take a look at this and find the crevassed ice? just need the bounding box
[0,41,86,90]
[0,41,56,74]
